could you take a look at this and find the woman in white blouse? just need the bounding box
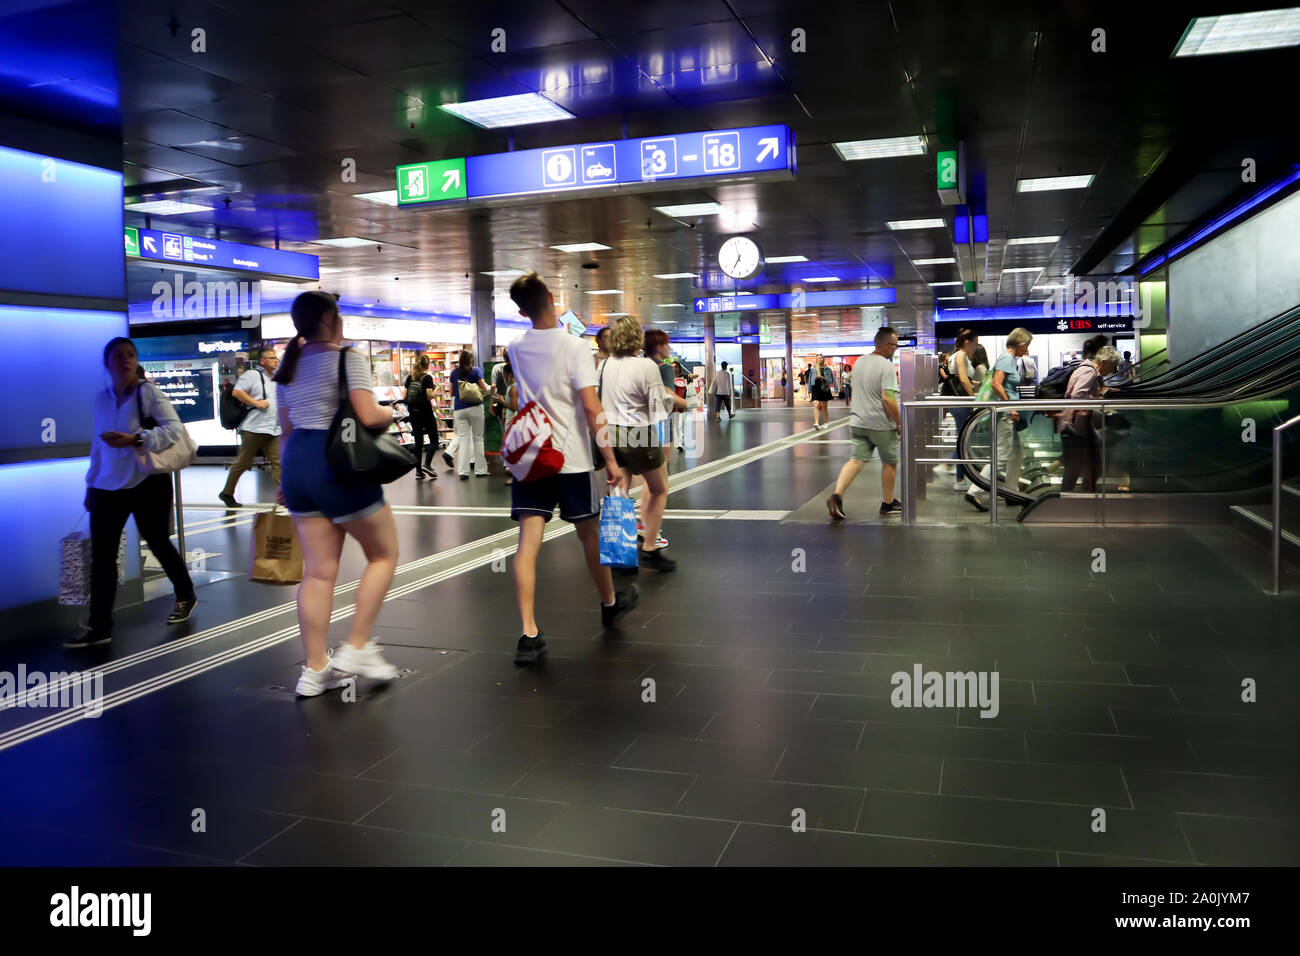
[71,337,196,649]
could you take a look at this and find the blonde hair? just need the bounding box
[1007,327,1033,348]
[609,315,644,357]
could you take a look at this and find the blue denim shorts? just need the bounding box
[281,428,384,523]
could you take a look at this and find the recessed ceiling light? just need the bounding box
[1173,9,1300,56]
[587,289,622,295]
[766,255,808,263]
[440,92,574,129]
[936,296,966,301]
[912,257,956,265]
[1001,267,1043,274]
[125,200,212,215]
[602,312,632,318]
[888,219,946,230]
[1006,236,1059,246]
[1016,175,1094,192]
[552,242,610,253]
[312,237,379,247]
[831,135,927,160]
[353,190,398,206]
[1033,283,1066,290]
[930,281,964,287]
[653,272,697,279]
[804,276,842,282]
[482,269,526,277]
[654,202,725,217]
[942,307,970,311]
[655,303,686,308]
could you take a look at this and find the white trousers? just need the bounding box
[453,405,486,476]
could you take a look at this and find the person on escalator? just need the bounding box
[1057,345,1120,492]
[965,328,1032,513]
[946,330,978,493]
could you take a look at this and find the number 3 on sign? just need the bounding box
[703,132,740,172]
[641,139,676,180]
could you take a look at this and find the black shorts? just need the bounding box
[510,471,601,523]
[810,382,832,402]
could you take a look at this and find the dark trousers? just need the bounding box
[950,407,972,481]
[410,415,437,474]
[713,393,732,417]
[1060,433,1100,492]
[89,473,194,636]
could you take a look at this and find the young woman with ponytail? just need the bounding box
[275,291,402,696]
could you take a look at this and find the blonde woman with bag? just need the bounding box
[69,337,197,649]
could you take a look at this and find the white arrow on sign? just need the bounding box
[695,299,705,310]
[756,138,779,163]
[142,236,157,254]
[441,169,461,193]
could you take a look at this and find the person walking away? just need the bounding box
[274,291,401,696]
[506,272,636,663]
[942,330,979,492]
[965,327,1033,512]
[809,354,835,429]
[603,323,687,569]
[826,327,902,520]
[218,348,281,507]
[494,356,520,485]
[841,361,852,406]
[1058,345,1120,492]
[450,350,489,480]
[711,361,735,420]
[405,353,439,480]
[70,337,197,649]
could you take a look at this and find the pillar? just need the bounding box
[784,326,794,407]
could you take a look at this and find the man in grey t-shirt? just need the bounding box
[220,348,281,507]
[828,327,901,519]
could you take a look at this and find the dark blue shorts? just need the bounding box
[281,428,385,524]
[510,471,600,524]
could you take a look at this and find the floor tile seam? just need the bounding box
[446,840,665,867]
[233,816,307,865]
[0,816,261,867]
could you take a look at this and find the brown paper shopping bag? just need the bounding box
[249,511,303,585]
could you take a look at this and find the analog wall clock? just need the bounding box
[718,236,764,280]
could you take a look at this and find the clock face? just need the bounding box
[718,236,763,280]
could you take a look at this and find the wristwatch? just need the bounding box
[134,433,145,447]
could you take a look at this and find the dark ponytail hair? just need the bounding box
[275,291,339,385]
[457,349,474,373]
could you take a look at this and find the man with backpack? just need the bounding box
[219,348,280,507]
[505,272,636,664]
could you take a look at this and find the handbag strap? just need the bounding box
[336,346,351,400]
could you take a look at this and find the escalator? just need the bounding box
[955,306,1300,521]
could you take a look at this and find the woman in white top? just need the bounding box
[598,316,686,572]
[274,291,401,696]
[70,337,197,649]
[947,330,979,492]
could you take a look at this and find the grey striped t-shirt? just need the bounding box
[279,345,373,430]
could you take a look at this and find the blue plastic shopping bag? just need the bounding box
[599,491,639,568]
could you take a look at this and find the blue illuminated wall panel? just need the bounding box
[0,145,125,300]
[2,305,125,453]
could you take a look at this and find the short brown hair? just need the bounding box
[644,328,669,356]
[509,271,549,318]
[609,315,644,356]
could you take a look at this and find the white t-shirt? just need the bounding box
[279,345,373,430]
[949,352,975,394]
[508,326,597,473]
[849,353,898,431]
[598,355,669,427]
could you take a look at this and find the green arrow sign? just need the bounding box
[397,158,467,204]
[937,149,958,191]
[124,225,139,257]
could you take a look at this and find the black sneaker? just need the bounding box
[639,548,677,572]
[611,565,639,579]
[442,450,454,469]
[514,632,548,664]
[964,491,989,513]
[602,583,640,627]
[64,627,111,650]
[879,500,903,516]
[218,492,239,508]
[827,493,846,521]
[414,471,426,480]
[167,597,198,625]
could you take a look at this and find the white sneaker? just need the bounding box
[933,463,955,476]
[295,652,349,697]
[333,639,400,681]
[954,478,970,492]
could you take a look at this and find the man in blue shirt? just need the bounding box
[220,348,281,507]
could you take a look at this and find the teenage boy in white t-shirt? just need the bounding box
[506,273,636,663]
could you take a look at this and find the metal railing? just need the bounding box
[1272,413,1300,594]
[900,396,1297,580]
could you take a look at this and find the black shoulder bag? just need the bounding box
[326,347,416,486]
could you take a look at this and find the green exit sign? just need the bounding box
[396,158,467,204]
[937,149,958,191]
[123,226,139,257]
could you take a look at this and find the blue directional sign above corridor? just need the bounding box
[693,288,898,313]
[127,227,319,281]
[398,124,795,205]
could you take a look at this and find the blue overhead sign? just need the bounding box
[693,288,897,313]
[128,227,319,281]
[400,124,794,205]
